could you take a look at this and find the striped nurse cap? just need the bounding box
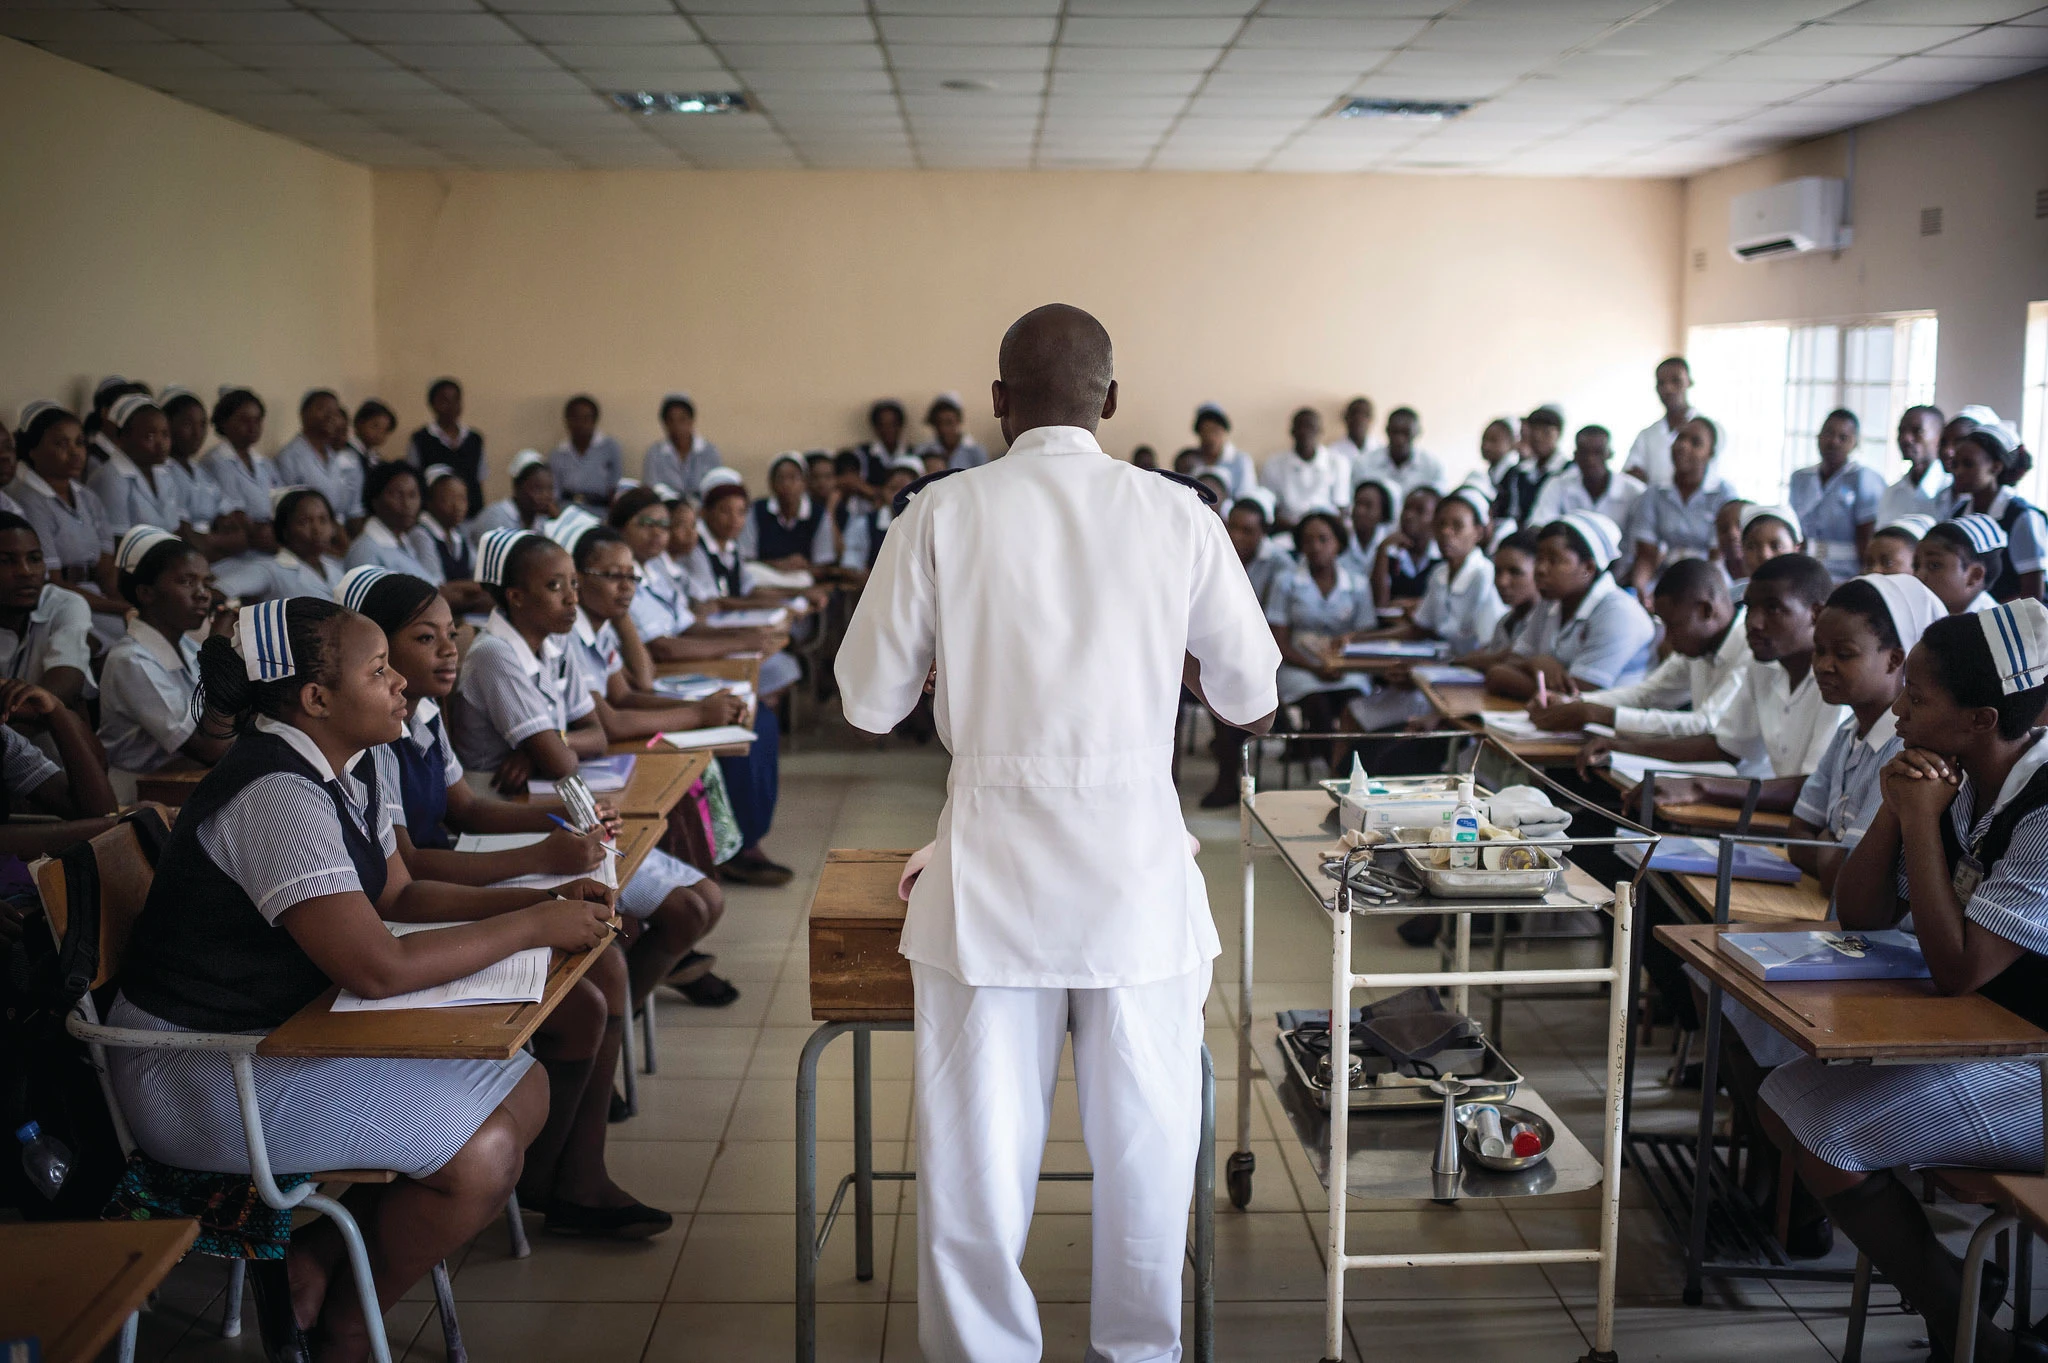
[1557,510,1622,569]
[1947,513,2009,555]
[107,392,160,429]
[15,400,65,429]
[235,597,296,682]
[1880,513,1937,541]
[544,504,603,553]
[337,564,391,613]
[115,526,181,576]
[476,527,533,586]
[1980,598,2048,695]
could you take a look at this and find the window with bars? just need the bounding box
[1684,313,1938,501]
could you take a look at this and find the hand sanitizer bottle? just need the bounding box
[1449,776,1480,869]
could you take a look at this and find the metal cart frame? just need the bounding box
[1233,733,1653,1363]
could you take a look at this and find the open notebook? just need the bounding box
[452,831,621,892]
[332,922,550,1012]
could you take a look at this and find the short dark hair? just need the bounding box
[427,377,461,404]
[210,388,263,437]
[1749,551,1835,608]
[1657,355,1691,376]
[564,393,599,421]
[1496,529,1540,561]
[511,458,550,488]
[1295,510,1350,555]
[1823,578,1901,654]
[834,450,864,476]
[357,571,441,637]
[1525,406,1563,430]
[1922,520,2007,584]
[1651,556,1727,604]
[363,460,419,507]
[869,398,905,427]
[703,483,748,514]
[353,398,396,429]
[607,486,664,529]
[1576,424,1612,446]
[572,525,627,570]
[660,394,694,420]
[299,388,338,417]
[1228,496,1270,530]
[1823,408,1859,431]
[160,390,206,423]
[1387,406,1419,425]
[1920,612,2048,740]
[272,487,334,533]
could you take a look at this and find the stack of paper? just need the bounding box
[1603,753,1739,788]
[335,924,552,1012]
[1340,640,1444,659]
[655,726,757,751]
[1479,711,1583,742]
[1412,665,1487,686]
[529,754,635,795]
[707,607,790,630]
[654,673,756,703]
[452,832,620,891]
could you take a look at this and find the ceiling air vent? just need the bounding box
[1335,97,1471,122]
[608,91,749,115]
[1920,206,1942,236]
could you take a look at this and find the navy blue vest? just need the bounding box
[390,715,453,851]
[750,498,825,564]
[121,731,388,1032]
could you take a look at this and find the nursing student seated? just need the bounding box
[0,512,92,713]
[1468,512,1654,701]
[1756,600,2048,1363]
[1918,515,2008,616]
[345,567,670,1238]
[1577,552,1842,812]
[99,529,239,800]
[105,596,617,1363]
[443,530,738,1008]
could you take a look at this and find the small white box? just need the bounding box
[1339,792,1481,835]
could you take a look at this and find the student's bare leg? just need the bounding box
[627,886,719,1004]
[550,945,640,1207]
[310,1066,548,1363]
[517,975,607,1208]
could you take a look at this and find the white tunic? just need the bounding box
[1582,612,1752,739]
[1258,445,1349,523]
[1350,446,1447,498]
[1876,462,1952,527]
[1624,408,1701,487]
[1411,549,1506,657]
[1712,660,1849,780]
[1529,468,1646,531]
[836,425,1279,989]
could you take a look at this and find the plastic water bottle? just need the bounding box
[16,1121,71,1202]
[1449,776,1480,869]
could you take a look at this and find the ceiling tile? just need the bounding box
[149,67,295,94]
[719,42,884,68]
[1454,0,1645,15]
[470,89,615,111]
[40,39,228,69]
[888,43,1051,70]
[1828,0,2045,20]
[741,68,894,92]
[545,43,720,68]
[1704,52,1891,82]
[1349,73,1522,99]
[1928,24,2048,57]
[1050,68,1202,95]
[576,67,736,88]
[1060,16,1242,46]
[490,0,678,9]
[1377,49,1538,76]
[324,85,476,112]
[873,16,1057,45]
[303,0,480,8]
[1066,0,1256,12]
[114,0,298,9]
[1600,17,1806,54]
[321,11,524,44]
[1042,94,1184,114]
[0,11,168,42]
[207,41,394,69]
[901,91,1040,114]
[1764,23,1978,55]
[1238,16,1431,48]
[693,14,872,42]
[895,69,1042,94]
[1642,78,1822,104]
[145,10,343,42]
[1215,47,1383,74]
[1200,71,1356,98]
[1413,17,1608,50]
[429,68,594,93]
[1860,52,2048,81]
[510,14,696,44]
[384,43,558,68]
[1184,94,1332,117]
[681,0,866,11]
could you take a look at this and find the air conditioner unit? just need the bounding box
[1728,176,1851,261]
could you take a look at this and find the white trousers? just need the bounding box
[911,959,1211,1363]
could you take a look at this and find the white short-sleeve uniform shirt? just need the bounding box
[343,517,445,585]
[1712,659,1849,780]
[0,582,95,695]
[836,426,1280,990]
[1412,550,1507,657]
[446,610,595,773]
[88,452,189,536]
[98,617,200,776]
[274,436,364,521]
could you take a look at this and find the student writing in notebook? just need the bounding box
[346,567,670,1239]
[1760,601,2048,1363]
[106,595,615,1361]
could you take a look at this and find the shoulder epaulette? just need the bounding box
[1155,468,1220,506]
[892,467,961,517]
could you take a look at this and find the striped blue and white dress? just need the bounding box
[105,718,532,1179]
[1760,737,2048,1171]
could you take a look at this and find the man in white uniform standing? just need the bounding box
[836,304,1280,1363]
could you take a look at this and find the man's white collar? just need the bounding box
[1007,426,1104,458]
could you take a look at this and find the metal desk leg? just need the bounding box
[1230,763,1257,1210]
[1322,897,1352,1363]
[796,1021,852,1363]
[854,1028,875,1282]
[1684,977,1726,1306]
[1618,876,1650,1149]
[1196,1044,1216,1363]
[1580,882,1632,1363]
[1843,1253,1872,1363]
[1958,1212,2018,1363]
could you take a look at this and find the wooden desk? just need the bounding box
[1669,867,1830,924]
[0,1218,198,1363]
[613,816,664,884]
[808,848,914,1022]
[608,733,752,759]
[1417,679,1584,765]
[1659,922,2048,1063]
[260,932,612,1060]
[513,751,708,820]
[1593,765,1797,836]
[134,759,206,808]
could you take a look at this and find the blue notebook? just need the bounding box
[1717,930,1930,982]
[1616,835,1804,885]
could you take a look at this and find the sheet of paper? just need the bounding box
[1478,711,1584,742]
[655,726,758,751]
[1340,640,1443,659]
[706,608,789,630]
[1411,665,1486,685]
[332,946,550,1012]
[529,754,635,795]
[449,834,621,890]
[493,856,618,893]
[1603,752,1740,788]
[453,832,548,854]
[653,674,756,703]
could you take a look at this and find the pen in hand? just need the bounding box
[547,812,623,858]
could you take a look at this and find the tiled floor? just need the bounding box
[123,721,2012,1362]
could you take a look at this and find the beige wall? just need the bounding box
[373,169,1683,494]
[0,38,376,430]
[1682,67,2048,419]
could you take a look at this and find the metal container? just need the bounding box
[1456,1102,1554,1172]
[1400,839,1560,899]
[1278,1028,1522,1112]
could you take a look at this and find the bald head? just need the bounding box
[993,303,1117,441]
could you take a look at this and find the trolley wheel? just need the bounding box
[1576,1351,1619,1363]
[1226,1150,1256,1209]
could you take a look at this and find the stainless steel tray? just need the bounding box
[1398,841,1562,899]
[1277,1026,1521,1112]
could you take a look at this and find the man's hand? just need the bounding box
[1576,734,1615,780]
[1529,700,1597,731]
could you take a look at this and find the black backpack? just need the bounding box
[0,808,170,1218]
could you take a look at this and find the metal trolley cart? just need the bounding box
[1232,734,1653,1363]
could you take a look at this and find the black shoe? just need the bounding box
[1198,785,1237,809]
[609,1088,630,1123]
[721,855,794,887]
[664,951,717,986]
[675,971,741,1008]
[544,1199,674,1240]
[1396,914,1440,947]
[1785,1215,1834,1259]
